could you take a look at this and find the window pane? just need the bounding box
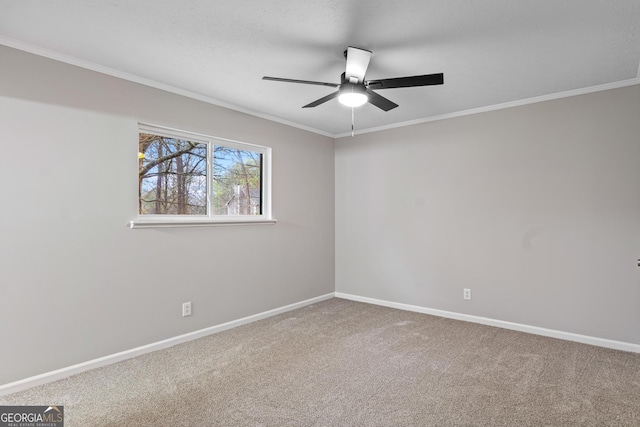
[212,147,262,215]
[138,133,207,215]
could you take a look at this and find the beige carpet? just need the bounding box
[2,298,639,426]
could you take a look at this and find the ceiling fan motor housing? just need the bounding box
[339,72,367,93]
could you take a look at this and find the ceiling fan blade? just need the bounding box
[366,89,398,111]
[302,91,340,108]
[262,76,339,88]
[366,73,444,90]
[345,47,372,83]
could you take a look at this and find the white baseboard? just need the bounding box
[5,291,637,396]
[335,292,640,354]
[0,293,334,396]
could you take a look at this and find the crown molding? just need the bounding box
[335,77,640,138]
[0,36,334,138]
[2,35,638,140]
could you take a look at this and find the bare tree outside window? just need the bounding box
[138,131,263,216]
[139,133,207,215]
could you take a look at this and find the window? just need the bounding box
[131,124,273,228]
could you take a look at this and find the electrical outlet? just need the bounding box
[463,289,471,300]
[182,302,192,317]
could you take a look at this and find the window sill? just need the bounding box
[128,218,277,229]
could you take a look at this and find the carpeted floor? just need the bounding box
[2,298,639,426]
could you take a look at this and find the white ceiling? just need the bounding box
[1,0,639,137]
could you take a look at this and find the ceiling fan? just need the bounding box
[262,46,443,111]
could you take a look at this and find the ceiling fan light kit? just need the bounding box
[338,91,368,108]
[262,46,443,112]
[338,78,368,107]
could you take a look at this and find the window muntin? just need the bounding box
[137,124,271,223]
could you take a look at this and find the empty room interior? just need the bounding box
[1,1,639,425]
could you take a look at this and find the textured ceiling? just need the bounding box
[1,0,639,137]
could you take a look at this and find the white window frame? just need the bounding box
[130,123,275,228]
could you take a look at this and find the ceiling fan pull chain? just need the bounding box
[351,107,355,137]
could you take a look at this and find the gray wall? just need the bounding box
[336,85,640,345]
[2,42,638,386]
[0,46,335,385]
